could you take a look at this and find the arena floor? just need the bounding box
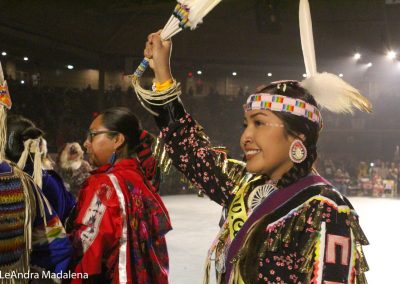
[163,195,399,284]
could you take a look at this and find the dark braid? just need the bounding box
[277,147,317,187]
[258,81,320,188]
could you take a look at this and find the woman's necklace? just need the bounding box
[247,179,278,211]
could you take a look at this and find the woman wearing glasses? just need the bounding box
[69,107,171,284]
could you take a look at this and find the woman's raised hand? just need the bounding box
[144,31,173,83]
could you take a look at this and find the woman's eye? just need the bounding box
[254,120,264,127]
[242,123,248,129]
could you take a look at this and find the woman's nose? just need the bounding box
[242,136,252,146]
[83,139,90,149]
[240,128,253,147]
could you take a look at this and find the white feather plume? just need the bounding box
[300,72,372,114]
[188,0,222,30]
[298,0,371,114]
[161,0,221,39]
[299,0,317,77]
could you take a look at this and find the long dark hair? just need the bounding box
[100,107,162,191]
[258,81,320,188]
[6,115,44,163]
[100,107,142,157]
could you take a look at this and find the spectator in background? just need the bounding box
[188,86,194,97]
[358,161,369,178]
[323,159,335,180]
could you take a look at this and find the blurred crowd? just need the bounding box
[319,158,400,197]
[7,81,400,198]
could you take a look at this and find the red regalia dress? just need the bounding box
[69,158,171,284]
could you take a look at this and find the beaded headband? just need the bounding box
[244,93,323,126]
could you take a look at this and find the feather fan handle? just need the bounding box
[299,0,317,77]
[300,72,372,114]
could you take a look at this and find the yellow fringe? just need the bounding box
[151,136,172,174]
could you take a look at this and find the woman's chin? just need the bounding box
[245,164,262,174]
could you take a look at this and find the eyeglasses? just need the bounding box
[86,130,119,142]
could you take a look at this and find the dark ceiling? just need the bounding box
[0,0,399,71]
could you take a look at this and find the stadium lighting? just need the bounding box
[232,72,237,76]
[302,73,307,78]
[353,53,361,60]
[197,70,202,75]
[339,73,344,77]
[387,51,397,60]
[267,73,272,77]
[67,65,74,70]
[20,80,25,84]
[23,57,29,61]
[366,62,373,68]
[1,52,6,56]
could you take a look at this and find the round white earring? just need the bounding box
[289,139,307,164]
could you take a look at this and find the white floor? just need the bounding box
[163,195,399,284]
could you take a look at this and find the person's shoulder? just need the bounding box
[43,169,64,182]
[299,183,355,219]
[0,161,33,186]
[80,172,123,207]
[317,184,348,206]
[113,161,145,180]
[0,160,14,177]
[84,171,110,186]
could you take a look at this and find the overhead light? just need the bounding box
[20,80,25,84]
[353,53,361,60]
[67,65,74,70]
[339,73,344,77]
[232,72,237,76]
[387,51,397,60]
[197,70,202,75]
[366,62,373,67]
[23,57,29,61]
[302,73,307,78]
[267,73,272,77]
[1,52,6,56]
